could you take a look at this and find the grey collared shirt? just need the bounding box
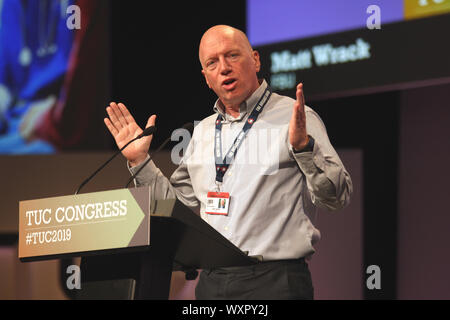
[129,80,353,261]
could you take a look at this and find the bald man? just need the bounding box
[105,25,353,300]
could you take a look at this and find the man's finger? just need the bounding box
[296,83,305,107]
[110,102,128,129]
[145,114,157,129]
[117,103,134,127]
[104,117,119,136]
[296,83,306,120]
[106,103,123,129]
[302,85,305,107]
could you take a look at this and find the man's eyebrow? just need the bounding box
[211,48,241,57]
[202,47,243,65]
[204,56,217,64]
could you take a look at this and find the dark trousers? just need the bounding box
[195,258,314,300]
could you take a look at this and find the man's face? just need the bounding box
[200,29,261,108]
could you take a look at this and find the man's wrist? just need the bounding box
[129,155,148,168]
[293,135,315,153]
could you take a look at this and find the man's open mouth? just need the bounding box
[222,78,237,89]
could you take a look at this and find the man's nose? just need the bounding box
[219,57,232,75]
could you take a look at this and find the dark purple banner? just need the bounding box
[247,0,404,46]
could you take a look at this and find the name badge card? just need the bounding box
[205,192,230,216]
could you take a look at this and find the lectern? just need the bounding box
[18,187,257,299]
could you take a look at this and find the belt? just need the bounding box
[206,257,307,275]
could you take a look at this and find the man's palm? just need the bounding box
[104,102,156,166]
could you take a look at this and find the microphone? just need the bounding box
[124,122,194,188]
[136,125,157,139]
[75,125,157,195]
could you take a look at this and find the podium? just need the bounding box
[18,187,257,299]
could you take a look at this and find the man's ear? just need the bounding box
[201,69,212,89]
[253,50,261,73]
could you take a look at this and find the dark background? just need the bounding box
[109,1,246,147]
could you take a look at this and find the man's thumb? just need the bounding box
[146,114,157,128]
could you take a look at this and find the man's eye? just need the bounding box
[207,61,217,69]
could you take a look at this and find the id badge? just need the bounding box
[205,192,230,215]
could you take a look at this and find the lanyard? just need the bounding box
[214,86,272,184]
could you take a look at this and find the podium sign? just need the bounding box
[19,187,151,261]
[18,187,258,299]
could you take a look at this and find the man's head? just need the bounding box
[199,25,261,110]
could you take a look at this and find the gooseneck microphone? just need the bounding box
[136,125,158,139]
[124,122,194,189]
[75,125,157,195]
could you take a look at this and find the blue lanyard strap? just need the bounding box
[214,86,272,183]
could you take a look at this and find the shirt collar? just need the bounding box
[213,79,268,122]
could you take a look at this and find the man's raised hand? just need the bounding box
[104,102,156,167]
[289,83,309,151]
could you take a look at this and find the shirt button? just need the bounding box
[224,226,229,231]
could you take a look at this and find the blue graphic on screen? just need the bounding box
[0,0,75,154]
[247,0,404,46]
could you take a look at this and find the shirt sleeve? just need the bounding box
[290,107,353,211]
[128,143,200,210]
